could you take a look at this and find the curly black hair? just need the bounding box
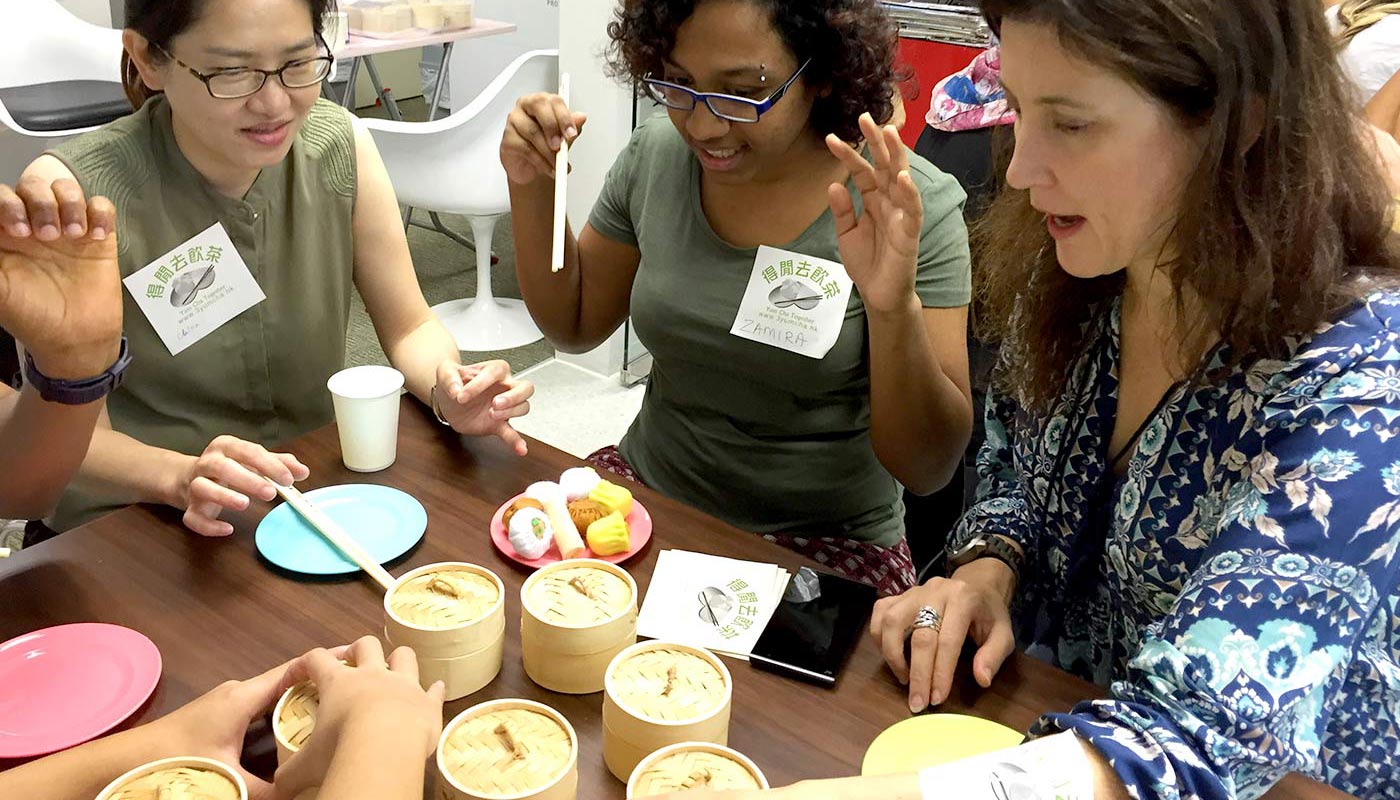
[605,0,900,142]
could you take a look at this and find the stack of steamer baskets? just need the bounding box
[602,641,733,781]
[385,562,507,700]
[519,559,639,694]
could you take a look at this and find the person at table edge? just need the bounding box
[10,0,534,539]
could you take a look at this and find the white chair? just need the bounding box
[0,0,126,182]
[361,49,557,351]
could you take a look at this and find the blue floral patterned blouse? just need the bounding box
[951,290,1400,799]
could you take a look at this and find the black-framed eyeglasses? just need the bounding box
[641,59,812,123]
[153,43,334,100]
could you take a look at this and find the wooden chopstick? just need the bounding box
[551,72,571,273]
[272,482,396,592]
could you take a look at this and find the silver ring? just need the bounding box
[913,605,942,632]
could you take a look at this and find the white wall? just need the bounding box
[447,0,559,112]
[58,0,112,27]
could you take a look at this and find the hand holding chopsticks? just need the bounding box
[500,75,587,277]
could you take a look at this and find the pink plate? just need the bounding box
[0,623,162,758]
[490,493,653,568]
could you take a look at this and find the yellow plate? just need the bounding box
[861,714,1024,776]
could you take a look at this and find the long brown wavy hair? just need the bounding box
[974,0,1400,411]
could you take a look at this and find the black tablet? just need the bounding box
[749,567,877,687]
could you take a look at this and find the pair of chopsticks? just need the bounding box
[551,73,571,273]
[271,482,396,592]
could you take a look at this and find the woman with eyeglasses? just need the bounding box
[500,0,974,596]
[6,0,534,538]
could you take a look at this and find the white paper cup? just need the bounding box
[328,365,405,472]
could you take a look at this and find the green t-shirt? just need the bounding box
[588,116,971,546]
[47,96,358,530]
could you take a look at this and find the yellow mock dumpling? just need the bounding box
[586,512,631,556]
[589,480,633,518]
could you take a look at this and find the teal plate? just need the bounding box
[256,484,426,576]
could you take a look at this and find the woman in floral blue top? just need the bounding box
[856,0,1400,799]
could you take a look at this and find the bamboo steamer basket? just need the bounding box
[406,615,506,701]
[602,641,732,781]
[626,742,768,798]
[385,562,506,655]
[385,562,506,699]
[273,678,319,764]
[96,756,247,800]
[436,698,578,800]
[519,559,637,694]
[602,717,731,785]
[271,680,322,799]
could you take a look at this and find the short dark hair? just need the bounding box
[605,0,901,142]
[974,0,1400,410]
[120,0,333,109]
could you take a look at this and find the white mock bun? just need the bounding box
[507,508,552,559]
[559,467,602,501]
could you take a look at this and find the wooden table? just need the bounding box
[0,400,1346,798]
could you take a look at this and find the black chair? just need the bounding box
[0,81,130,133]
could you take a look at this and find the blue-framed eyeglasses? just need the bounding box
[641,59,812,123]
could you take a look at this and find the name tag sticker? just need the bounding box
[123,223,265,356]
[729,245,852,359]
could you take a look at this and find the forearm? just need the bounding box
[0,386,104,518]
[76,420,193,509]
[898,733,1125,800]
[507,178,589,348]
[0,722,168,800]
[317,718,429,800]
[382,315,460,404]
[866,295,973,494]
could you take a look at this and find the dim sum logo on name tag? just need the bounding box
[729,245,852,359]
[122,223,266,356]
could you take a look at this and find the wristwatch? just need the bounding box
[946,534,1024,582]
[23,336,132,405]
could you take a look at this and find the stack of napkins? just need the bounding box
[637,550,791,660]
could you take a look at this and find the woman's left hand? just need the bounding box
[434,359,534,456]
[825,113,923,315]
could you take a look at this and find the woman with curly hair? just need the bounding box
[501,0,974,596]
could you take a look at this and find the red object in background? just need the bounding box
[896,37,985,149]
